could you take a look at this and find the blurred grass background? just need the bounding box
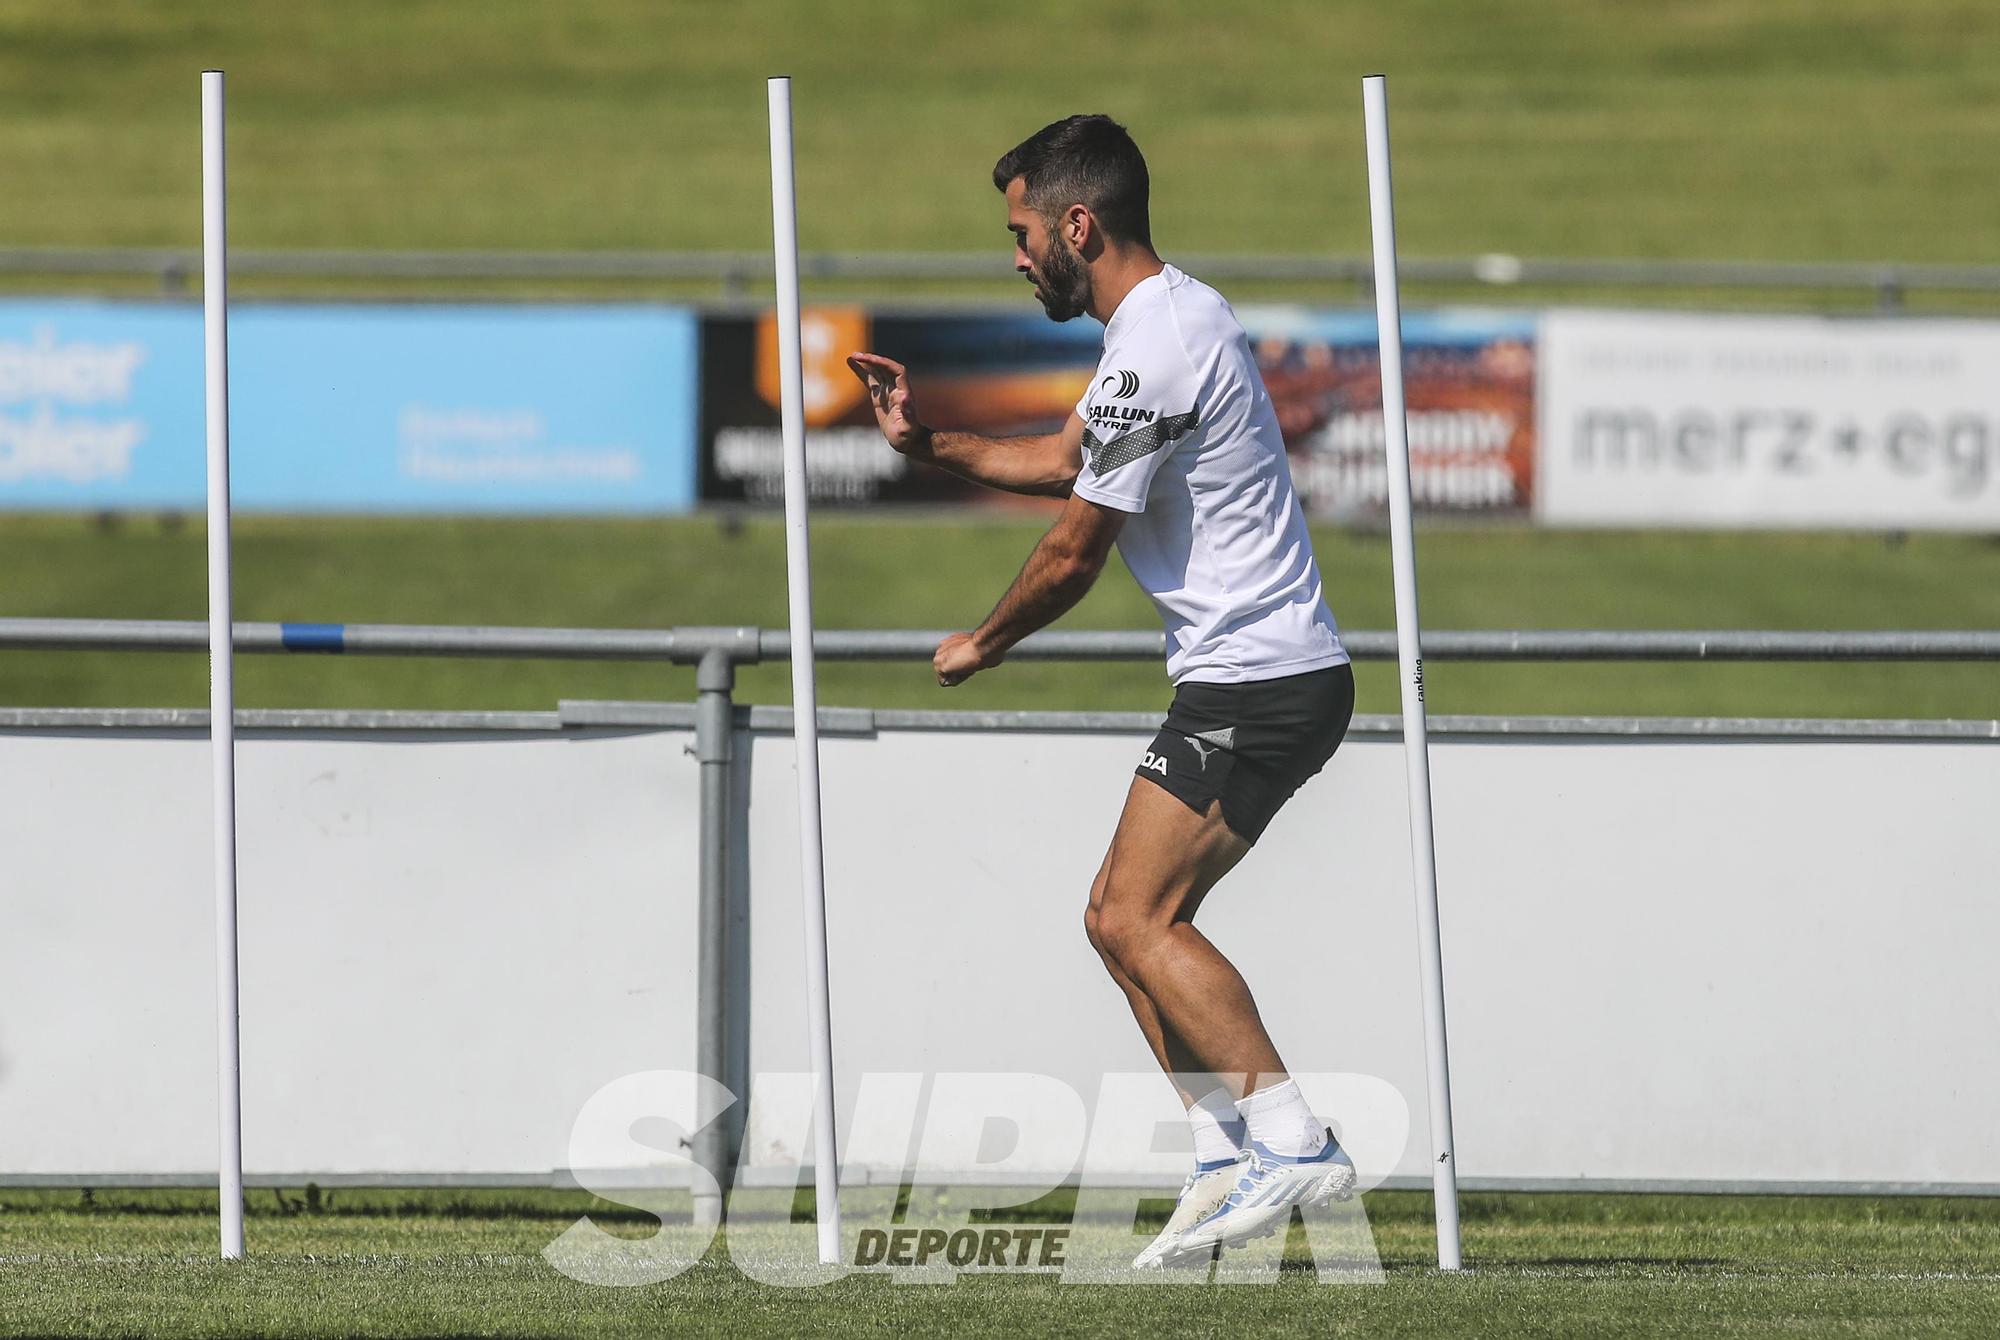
[1,1,1996,717]
[1,0,1997,266]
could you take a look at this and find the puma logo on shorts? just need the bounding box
[1135,664,1355,844]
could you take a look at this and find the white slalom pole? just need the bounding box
[201,69,246,1263]
[1362,74,1463,1273]
[766,75,842,1267]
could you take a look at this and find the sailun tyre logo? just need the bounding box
[1099,369,1140,400]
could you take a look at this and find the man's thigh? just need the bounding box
[1091,775,1250,926]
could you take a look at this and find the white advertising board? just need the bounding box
[1538,310,2000,528]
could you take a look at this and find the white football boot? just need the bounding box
[1175,1129,1356,1255]
[1131,1150,1252,1269]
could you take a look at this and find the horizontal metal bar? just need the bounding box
[7,245,2000,295]
[870,708,1158,733]
[773,628,2000,663]
[741,708,1998,741]
[1361,629,2000,661]
[0,707,564,731]
[762,628,1169,661]
[717,1167,2000,1197]
[4,618,1997,663]
[1385,714,2000,740]
[1388,1176,2000,1198]
[0,618,748,662]
[551,702,1998,742]
[6,703,1991,741]
[0,1172,592,1189]
[7,1170,1992,1197]
[558,700,696,728]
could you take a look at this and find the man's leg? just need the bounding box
[1091,776,1352,1267]
[1085,777,1288,1097]
[1083,851,1231,1106]
[1099,670,1359,1263]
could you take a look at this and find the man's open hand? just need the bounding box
[847,352,932,457]
[933,631,1001,687]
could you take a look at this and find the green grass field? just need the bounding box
[2,514,1996,720]
[1,0,1998,303]
[3,1188,1997,1338]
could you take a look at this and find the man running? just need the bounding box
[847,114,1356,1267]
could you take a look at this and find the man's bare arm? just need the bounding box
[933,492,1126,686]
[920,421,1083,497]
[848,352,1082,497]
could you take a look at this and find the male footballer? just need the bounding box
[848,114,1356,1267]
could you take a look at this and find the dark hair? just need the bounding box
[992,114,1152,248]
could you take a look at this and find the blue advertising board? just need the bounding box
[0,300,699,512]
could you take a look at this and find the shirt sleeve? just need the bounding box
[1070,339,1202,514]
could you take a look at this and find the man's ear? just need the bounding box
[1064,203,1096,254]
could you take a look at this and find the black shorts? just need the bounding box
[1134,662,1355,845]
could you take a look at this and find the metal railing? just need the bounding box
[4,246,1997,309]
[7,614,1997,1212]
[5,618,1999,662]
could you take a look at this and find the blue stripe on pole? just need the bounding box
[280,623,346,652]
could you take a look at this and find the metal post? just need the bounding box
[766,74,843,1266]
[1363,73,1464,1273]
[1875,268,1905,313]
[201,68,246,1264]
[692,647,737,1229]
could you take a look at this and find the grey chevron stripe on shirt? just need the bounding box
[1083,409,1200,475]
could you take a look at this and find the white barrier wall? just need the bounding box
[3,719,1996,1190]
[745,725,2000,1190]
[0,726,701,1179]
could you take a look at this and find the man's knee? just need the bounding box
[1092,894,1166,974]
[1083,855,1114,956]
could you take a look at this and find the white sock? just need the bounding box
[1236,1078,1327,1158]
[1187,1086,1248,1166]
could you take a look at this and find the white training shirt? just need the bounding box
[1071,264,1348,684]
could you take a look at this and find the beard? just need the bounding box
[1028,233,1091,322]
